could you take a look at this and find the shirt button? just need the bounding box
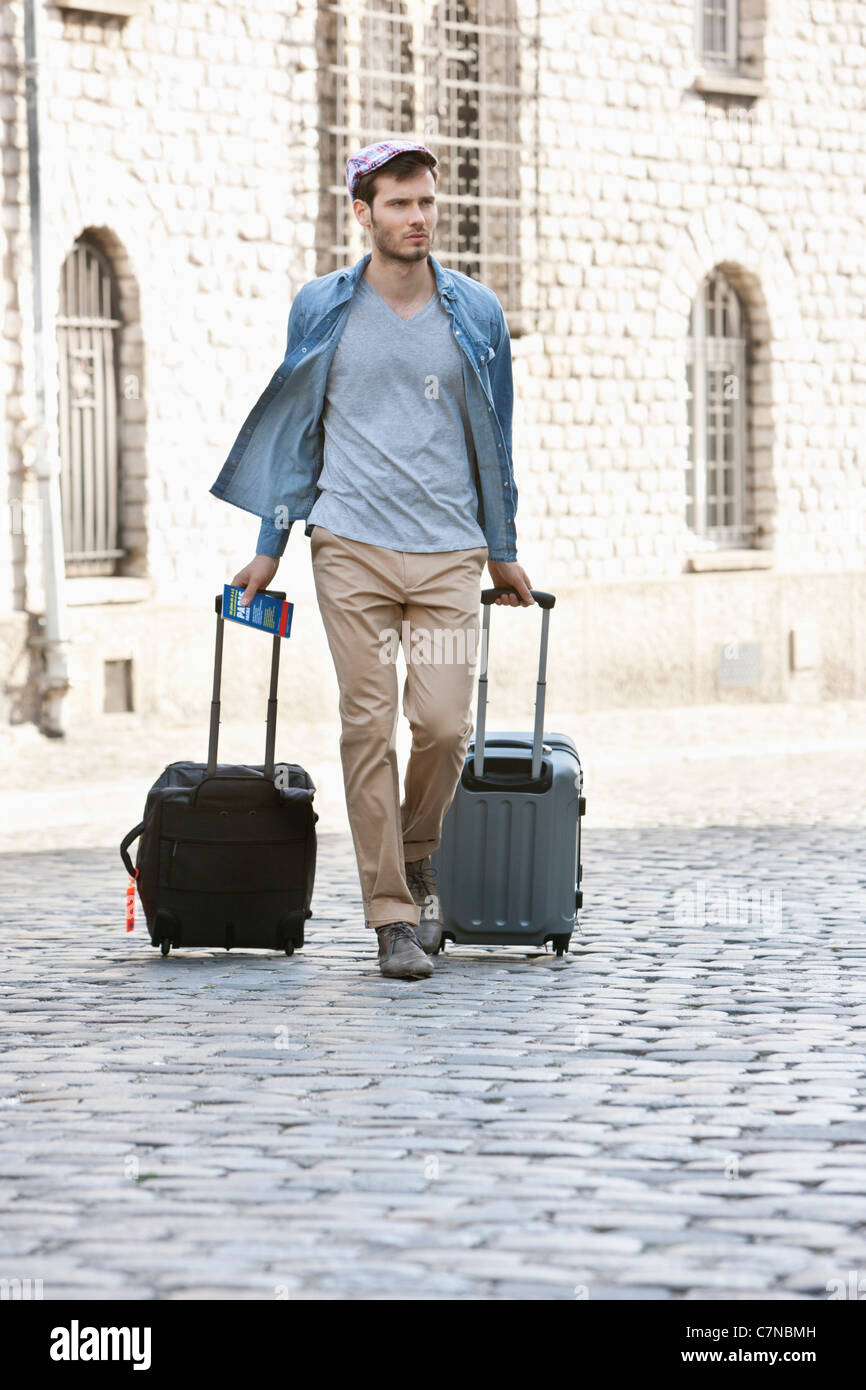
[301,347,307,353]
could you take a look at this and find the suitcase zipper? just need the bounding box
[166,835,303,848]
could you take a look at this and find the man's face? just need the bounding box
[354,167,438,262]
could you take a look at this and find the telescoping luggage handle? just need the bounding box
[208,590,286,781]
[475,588,556,782]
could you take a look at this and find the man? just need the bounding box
[212,139,533,981]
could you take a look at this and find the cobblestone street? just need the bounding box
[1,701,865,1300]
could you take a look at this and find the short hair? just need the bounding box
[353,149,439,211]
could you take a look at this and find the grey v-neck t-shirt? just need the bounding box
[305,273,488,552]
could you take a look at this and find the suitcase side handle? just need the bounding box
[474,590,555,781]
[208,590,287,780]
[120,820,144,876]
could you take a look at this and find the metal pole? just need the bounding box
[23,0,70,737]
[207,604,224,774]
[473,603,491,778]
[531,607,549,779]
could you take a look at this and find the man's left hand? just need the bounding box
[486,560,534,606]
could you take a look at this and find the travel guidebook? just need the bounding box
[221,584,294,638]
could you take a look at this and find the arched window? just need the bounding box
[698,0,738,72]
[424,0,522,326]
[317,0,524,329]
[57,236,123,575]
[685,269,750,542]
[695,0,767,84]
[317,0,415,274]
[361,0,414,136]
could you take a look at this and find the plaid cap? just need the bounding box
[345,139,437,199]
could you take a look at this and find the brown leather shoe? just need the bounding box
[374,922,434,979]
[405,856,443,954]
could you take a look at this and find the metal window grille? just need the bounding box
[698,0,738,71]
[319,0,524,330]
[57,238,124,575]
[685,270,753,544]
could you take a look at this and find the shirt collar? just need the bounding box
[337,251,456,302]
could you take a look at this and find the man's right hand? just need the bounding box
[231,554,280,607]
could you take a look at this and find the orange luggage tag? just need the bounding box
[125,867,139,932]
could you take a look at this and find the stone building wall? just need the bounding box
[2,0,321,606]
[0,0,864,732]
[514,0,866,579]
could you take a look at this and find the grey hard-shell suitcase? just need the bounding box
[430,587,586,956]
[119,591,317,956]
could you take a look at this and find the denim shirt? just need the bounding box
[209,251,519,562]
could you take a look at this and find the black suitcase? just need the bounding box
[119,591,317,956]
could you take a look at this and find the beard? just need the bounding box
[369,214,434,262]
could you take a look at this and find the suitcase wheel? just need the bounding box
[284,943,295,956]
[160,939,171,957]
[551,935,571,958]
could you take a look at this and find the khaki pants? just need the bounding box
[310,525,488,929]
